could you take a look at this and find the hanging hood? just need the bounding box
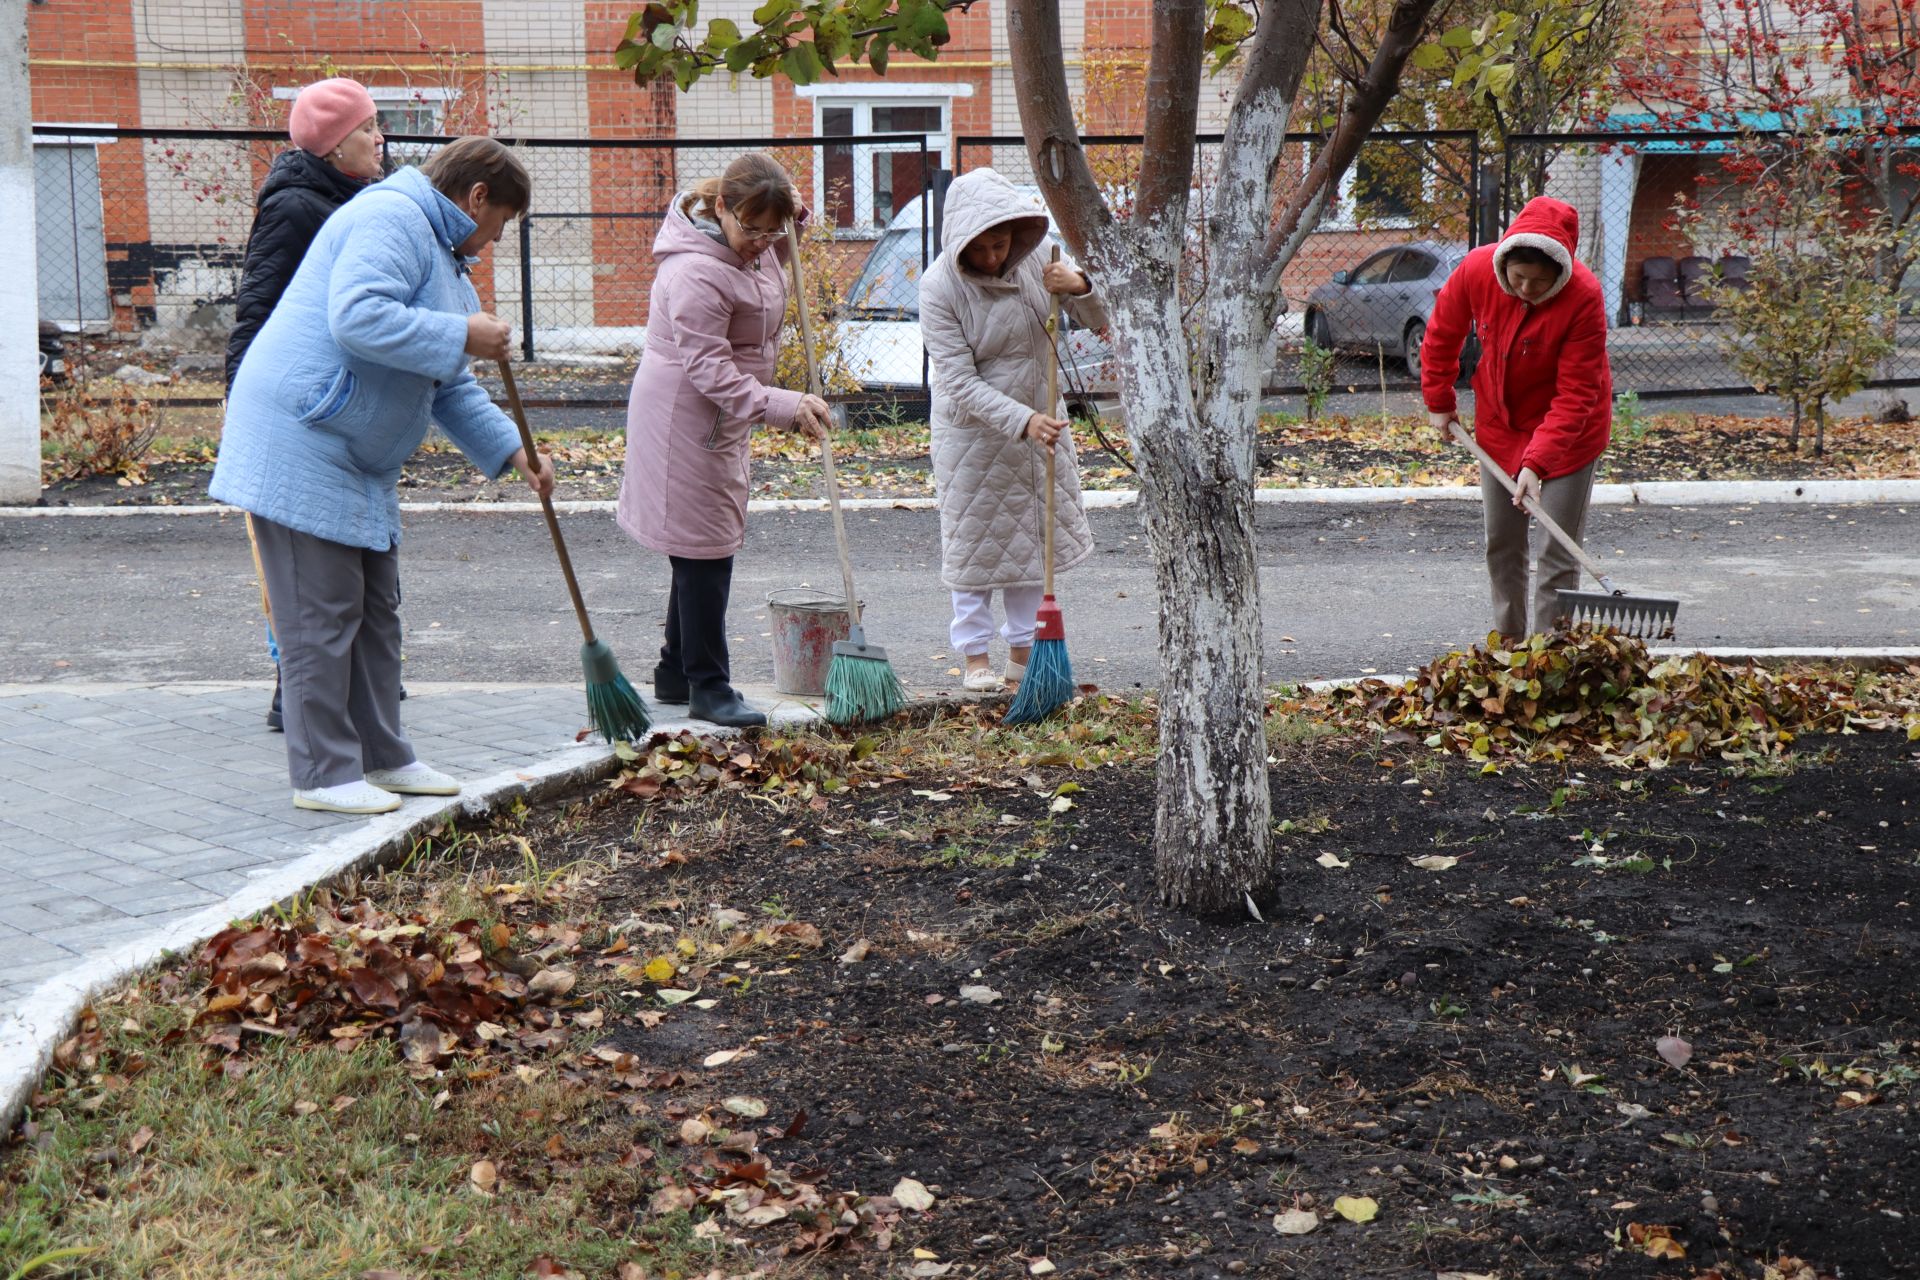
[939,168,1049,278]
[1492,196,1579,305]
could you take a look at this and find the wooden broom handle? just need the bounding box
[1447,418,1618,594]
[498,358,598,642]
[1044,246,1061,597]
[783,220,862,630]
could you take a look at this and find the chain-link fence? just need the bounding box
[1507,128,1920,399]
[29,124,935,420]
[955,129,1482,399]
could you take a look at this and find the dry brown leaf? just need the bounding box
[469,1159,498,1196]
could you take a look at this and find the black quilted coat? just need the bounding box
[223,149,370,390]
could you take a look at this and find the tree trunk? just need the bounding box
[1789,393,1802,453]
[1101,276,1275,912]
[1814,396,1827,457]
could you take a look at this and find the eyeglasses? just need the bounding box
[725,207,784,242]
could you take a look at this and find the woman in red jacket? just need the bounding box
[1420,196,1613,639]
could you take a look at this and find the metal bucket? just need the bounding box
[766,588,853,697]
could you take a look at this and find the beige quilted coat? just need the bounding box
[921,169,1105,591]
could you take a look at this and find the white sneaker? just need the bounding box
[366,762,461,796]
[1003,660,1027,690]
[962,665,1004,692]
[293,779,403,814]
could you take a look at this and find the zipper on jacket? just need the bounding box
[704,404,725,449]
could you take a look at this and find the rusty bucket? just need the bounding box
[766,588,853,697]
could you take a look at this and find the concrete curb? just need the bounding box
[0,701,817,1135]
[6,478,1918,519]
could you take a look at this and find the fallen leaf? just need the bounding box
[528,969,577,999]
[1316,852,1351,869]
[1616,1102,1653,1122]
[1410,855,1458,871]
[959,985,1003,1005]
[1333,1195,1379,1223]
[1273,1208,1319,1235]
[723,1096,768,1119]
[127,1125,154,1154]
[839,939,872,965]
[679,1117,713,1145]
[1435,1273,1500,1280]
[1838,1089,1880,1108]
[469,1159,498,1196]
[1049,795,1076,814]
[1656,1035,1693,1069]
[656,988,696,1005]
[1029,1261,1057,1276]
[703,1048,746,1067]
[643,957,678,983]
[913,1248,941,1260]
[893,1177,936,1211]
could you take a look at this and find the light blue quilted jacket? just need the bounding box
[211,165,519,550]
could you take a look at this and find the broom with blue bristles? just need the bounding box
[783,221,907,726]
[1005,248,1075,726]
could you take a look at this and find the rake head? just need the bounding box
[1555,588,1680,640]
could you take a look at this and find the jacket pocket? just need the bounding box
[300,366,357,426]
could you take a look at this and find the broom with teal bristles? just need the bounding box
[1005,248,1075,726]
[498,358,651,743]
[783,221,907,726]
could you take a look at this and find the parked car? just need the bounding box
[833,191,1118,422]
[1302,241,1478,380]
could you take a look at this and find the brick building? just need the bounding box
[25,1,1245,342]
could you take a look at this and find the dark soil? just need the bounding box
[525,729,1920,1278]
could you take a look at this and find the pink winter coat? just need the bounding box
[617,194,806,559]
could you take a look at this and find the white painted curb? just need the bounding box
[0,699,820,1133]
[6,478,1918,519]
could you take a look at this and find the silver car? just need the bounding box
[1302,241,1471,378]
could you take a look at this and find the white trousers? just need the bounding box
[950,586,1043,656]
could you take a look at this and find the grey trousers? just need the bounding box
[250,515,413,790]
[1480,458,1599,638]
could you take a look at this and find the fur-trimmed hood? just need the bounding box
[1492,196,1579,305]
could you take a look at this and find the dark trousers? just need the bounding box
[250,515,413,789]
[660,554,735,693]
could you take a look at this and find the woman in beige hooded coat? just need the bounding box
[919,168,1105,690]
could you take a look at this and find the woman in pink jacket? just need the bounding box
[617,153,831,727]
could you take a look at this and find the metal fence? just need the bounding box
[51,119,1910,414]
[29,124,936,417]
[955,129,1482,398]
[1506,128,1920,399]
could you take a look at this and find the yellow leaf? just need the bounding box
[1332,1194,1378,1223]
[643,956,678,983]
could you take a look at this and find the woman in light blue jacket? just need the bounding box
[211,137,553,815]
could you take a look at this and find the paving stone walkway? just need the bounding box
[0,681,807,1014]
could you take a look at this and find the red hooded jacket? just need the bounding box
[1421,197,1612,480]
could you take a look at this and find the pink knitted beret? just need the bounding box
[289,78,377,158]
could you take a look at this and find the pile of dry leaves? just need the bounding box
[190,892,581,1073]
[1332,625,1920,767]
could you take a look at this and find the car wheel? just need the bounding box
[1306,309,1333,349]
[1403,320,1425,378]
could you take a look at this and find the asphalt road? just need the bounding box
[5,500,1913,690]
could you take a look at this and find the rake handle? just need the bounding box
[1043,246,1061,597]
[499,358,598,643]
[1447,419,1619,595]
[783,220,862,632]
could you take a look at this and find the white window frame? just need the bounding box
[798,83,971,236]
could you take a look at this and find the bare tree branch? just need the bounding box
[1263,0,1442,268]
[1135,1,1208,245]
[1006,0,1117,259]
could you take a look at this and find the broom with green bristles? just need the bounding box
[498,358,651,743]
[783,221,907,726]
[1005,248,1076,726]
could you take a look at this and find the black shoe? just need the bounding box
[652,665,690,704]
[267,675,284,733]
[399,684,408,702]
[689,686,765,728]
